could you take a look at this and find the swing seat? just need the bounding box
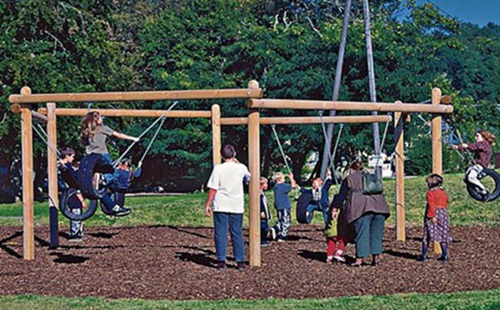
[59,188,99,221]
[465,169,500,202]
[296,191,313,224]
[78,154,114,200]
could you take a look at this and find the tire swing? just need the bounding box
[78,153,115,200]
[59,188,99,221]
[465,169,500,202]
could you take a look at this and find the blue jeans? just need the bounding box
[306,203,329,224]
[213,212,245,263]
[260,220,269,244]
[101,153,116,185]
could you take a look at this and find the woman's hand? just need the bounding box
[430,217,438,223]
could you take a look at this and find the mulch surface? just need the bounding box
[0,224,499,300]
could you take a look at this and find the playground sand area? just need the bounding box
[0,225,499,300]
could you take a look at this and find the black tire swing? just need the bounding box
[465,169,500,202]
[450,127,500,202]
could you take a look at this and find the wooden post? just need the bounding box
[248,80,261,267]
[431,88,443,255]
[211,104,221,165]
[47,102,59,248]
[20,87,35,260]
[394,106,405,241]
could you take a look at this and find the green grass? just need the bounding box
[0,172,498,228]
[0,289,499,309]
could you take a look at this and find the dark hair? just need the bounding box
[350,160,363,171]
[426,173,443,189]
[60,147,76,159]
[221,144,236,160]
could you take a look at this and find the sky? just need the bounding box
[409,0,500,26]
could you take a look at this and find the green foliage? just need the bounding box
[0,0,499,190]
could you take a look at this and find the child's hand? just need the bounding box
[430,217,437,223]
[133,137,140,143]
[137,161,143,168]
[260,211,266,219]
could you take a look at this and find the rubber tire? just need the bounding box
[78,154,114,200]
[59,188,98,221]
[296,191,312,224]
[466,169,500,202]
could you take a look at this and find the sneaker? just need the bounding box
[268,228,276,241]
[481,191,490,202]
[277,236,286,242]
[217,261,226,270]
[333,251,346,263]
[112,205,131,217]
[237,262,245,271]
[326,256,333,264]
[437,256,448,262]
[261,240,270,247]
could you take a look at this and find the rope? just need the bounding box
[31,120,61,159]
[454,128,476,165]
[270,124,291,172]
[319,110,341,185]
[113,100,178,167]
[374,119,390,169]
[138,116,166,164]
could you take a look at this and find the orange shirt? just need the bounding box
[426,187,448,218]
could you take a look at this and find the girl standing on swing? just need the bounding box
[452,130,495,201]
[80,111,139,216]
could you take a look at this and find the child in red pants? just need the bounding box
[325,206,345,263]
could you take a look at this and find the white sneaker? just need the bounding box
[269,228,277,241]
[333,250,345,262]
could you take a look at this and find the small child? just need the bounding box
[112,158,142,208]
[302,172,334,224]
[420,173,451,262]
[58,147,85,241]
[453,130,495,201]
[324,203,346,263]
[271,171,297,242]
[259,177,272,246]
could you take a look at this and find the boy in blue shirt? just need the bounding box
[112,158,142,208]
[271,171,297,242]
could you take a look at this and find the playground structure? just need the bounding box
[8,81,453,266]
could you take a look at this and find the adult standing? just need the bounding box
[205,144,251,271]
[333,160,390,266]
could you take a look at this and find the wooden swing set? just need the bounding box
[9,81,453,266]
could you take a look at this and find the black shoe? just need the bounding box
[437,256,448,262]
[237,262,246,271]
[112,205,131,217]
[217,261,226,270]
[371,260,380,266]
[417,256,428,262]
